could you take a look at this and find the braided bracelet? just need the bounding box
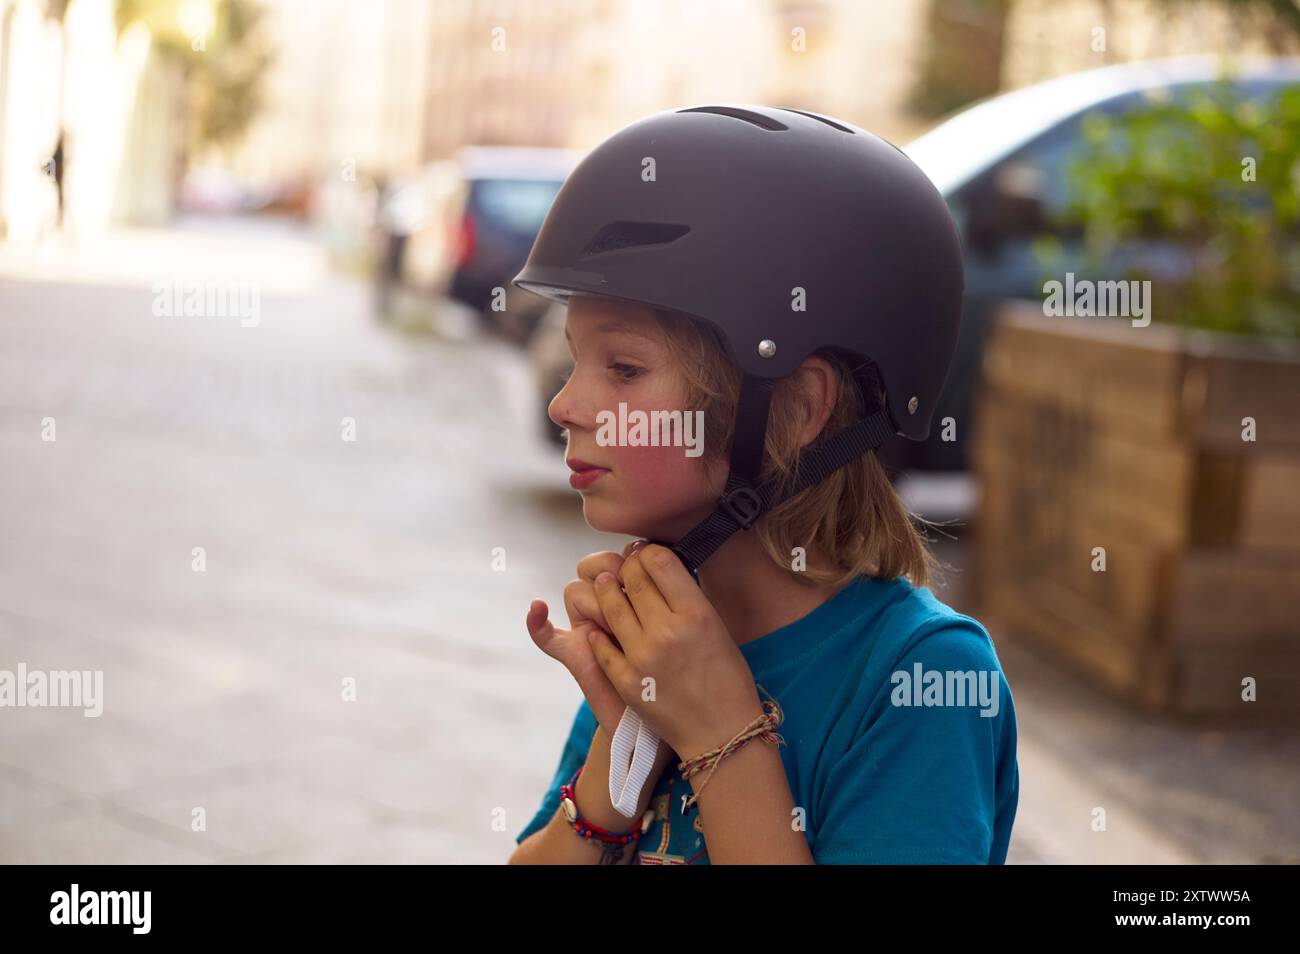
[678,689,785,812]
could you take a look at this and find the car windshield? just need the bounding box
[901,56,1286,196]
[471,178,564,233]
[903,72,1149,196]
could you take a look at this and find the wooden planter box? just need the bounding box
[970,301,1300,716]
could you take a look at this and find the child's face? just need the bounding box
[549,296,726,540]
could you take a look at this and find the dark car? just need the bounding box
[387,146,578,341]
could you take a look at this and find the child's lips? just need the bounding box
[568,466,610,490]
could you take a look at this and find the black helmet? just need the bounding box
[513,104,964,576]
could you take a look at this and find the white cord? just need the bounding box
[608,706,660,818]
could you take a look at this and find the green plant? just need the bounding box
[115,0,274,151]
[1046,75,1300,338]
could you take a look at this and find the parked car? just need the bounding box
[889,53,1300,473]
[384,146,580,340]
[177,167,257,214]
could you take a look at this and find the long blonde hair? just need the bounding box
[650,307,937,589]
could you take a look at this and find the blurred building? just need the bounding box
[419,0,1300,162]
[420,0,937,158]
[4,0,1289,247]
[0,0,183,243]
[420,0,593,158]
[1003,0,1300,88]
[217,0,431,188]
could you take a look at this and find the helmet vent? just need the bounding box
[579,220,691,257]
[774,107,855,134]
[676,106,788,131]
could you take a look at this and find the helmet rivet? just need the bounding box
[758,339,777,358]
[907,396,919,415]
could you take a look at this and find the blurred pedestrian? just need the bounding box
[51,130,65,227]
[373,174,423,320]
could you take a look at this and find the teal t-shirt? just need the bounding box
[515,574,1019,864]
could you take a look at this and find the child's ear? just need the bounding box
[791,355,840,448]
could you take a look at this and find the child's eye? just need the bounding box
[608,362,644,381]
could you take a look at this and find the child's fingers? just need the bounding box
[594,571,643,646]
[634,545,701,614]
[564,578,607,631]
[525,600,557,651]
[587,626,635,698]
[619,551,671,630]
[576,550,625,583]
[526,599,548,631]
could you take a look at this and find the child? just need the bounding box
[508,105,1019,865]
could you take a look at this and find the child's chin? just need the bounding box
[580,503,638,536]
[581,500,664,539]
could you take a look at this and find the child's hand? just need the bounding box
[526,601,626,735]
[565,539,647,635]
[525,540,651,736]
[587,544,764,760]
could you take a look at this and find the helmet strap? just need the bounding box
[662,373,896,580]
[727,373,776,486]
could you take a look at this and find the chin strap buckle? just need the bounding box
[645,538,702,583]
[719,485,763,530]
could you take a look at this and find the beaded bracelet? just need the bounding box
[558,764,654,847]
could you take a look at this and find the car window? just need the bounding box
[994,92,1139,221]
[1000,79,1295,223]
[470,179,564,234]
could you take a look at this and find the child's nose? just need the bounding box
[547,374,593,432]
